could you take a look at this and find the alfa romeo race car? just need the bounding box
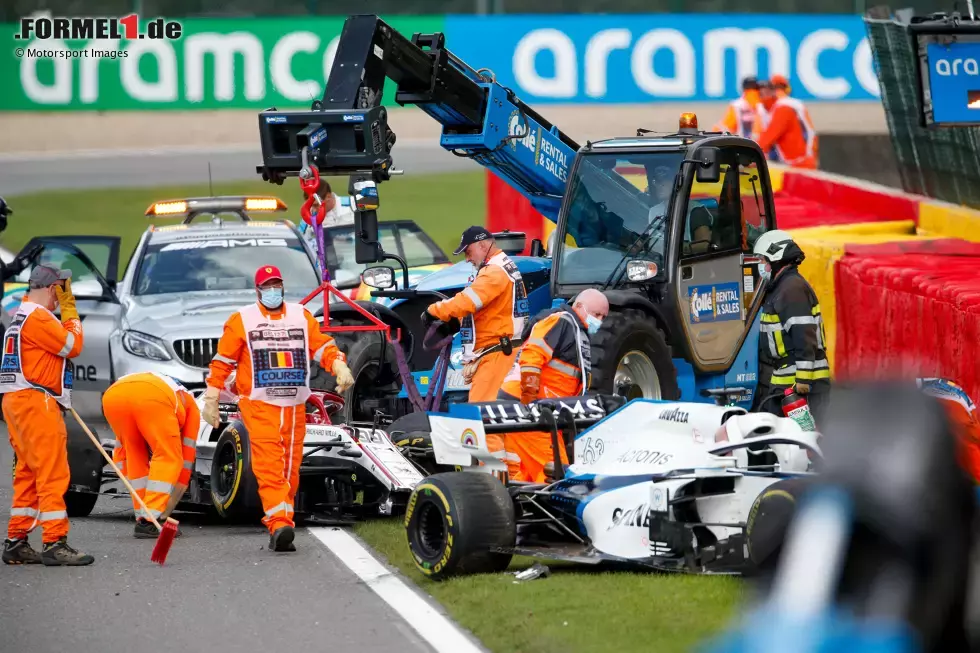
[63,387,425,522]
[401,395,821,579]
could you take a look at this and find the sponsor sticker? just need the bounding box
[688,282,742,323]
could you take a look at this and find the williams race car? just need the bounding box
[401,394,820,580]
[64,387,425,523]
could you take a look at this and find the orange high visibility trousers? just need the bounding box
[498,382,570,483]
[239,398,306,534]
[102,379,196,521]
[5,389,71,544]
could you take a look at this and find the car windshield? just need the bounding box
[134,235,319,296]
[322,223,448,287]
[554,150,685,286]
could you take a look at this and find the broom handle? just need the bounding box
[69,407,163,532]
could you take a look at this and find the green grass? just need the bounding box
[355,519,744,653]
[3,171,486,267]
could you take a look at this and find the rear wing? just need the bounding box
[425,393,625,475]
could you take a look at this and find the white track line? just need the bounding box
[307,526,486,653]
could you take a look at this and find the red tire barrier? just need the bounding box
[835,238,980,402]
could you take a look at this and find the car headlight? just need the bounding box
[122,330,172,361]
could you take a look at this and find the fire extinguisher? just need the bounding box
[782,387,817,431]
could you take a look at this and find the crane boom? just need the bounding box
[255,14,579,223]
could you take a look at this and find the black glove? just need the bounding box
[420,309,436,332]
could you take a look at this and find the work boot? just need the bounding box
[41,538,94,566]
[269,526,296,552]
[134,518,182,539]
[2,538,42,565]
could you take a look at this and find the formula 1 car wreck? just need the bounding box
[66,388,425,524]
[402,394,820,579]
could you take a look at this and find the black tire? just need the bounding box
[388,412,462,476]
[388,411,432,449]
[744,477,814,577]
[319,335,400,424]
[589,308,679,401]
[210,421,262,522]
[64,489,99,518]
[405,472,516,580]
[64,419,104,517]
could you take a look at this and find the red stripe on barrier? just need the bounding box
[485,170,544,254]
[781,170,920,224]
[773,192,897,230]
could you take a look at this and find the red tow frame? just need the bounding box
[296,163,396,341]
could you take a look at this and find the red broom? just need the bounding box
[70,408,180,565]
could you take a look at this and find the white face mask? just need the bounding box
[760,261,772,282]
[585,314,603,335]
[259,287,283,309]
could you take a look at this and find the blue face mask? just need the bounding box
[586,314,603,335]
[259,287,283,309]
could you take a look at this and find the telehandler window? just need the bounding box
[736,149,770,250]
[681,148,744,257]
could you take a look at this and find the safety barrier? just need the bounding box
[834,239,980,403]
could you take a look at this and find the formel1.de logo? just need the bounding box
[15,14,182,41]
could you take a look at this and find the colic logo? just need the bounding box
[935,57,980,76]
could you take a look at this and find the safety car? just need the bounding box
[64,386,425,521]
[402,394,820,579]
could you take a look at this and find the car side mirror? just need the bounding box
[695,146,721,184]
[529,238,545,258]
[361,265,395,289]
[625,259,659,282]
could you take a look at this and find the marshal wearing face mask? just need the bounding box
[201,264,355,553]
[495,288,610,483]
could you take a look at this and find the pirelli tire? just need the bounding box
[744,477,815,577]
[589,308,679,401]
[209,421,262,522]
[404,472,516,580]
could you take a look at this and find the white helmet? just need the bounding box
[753,229,797,264]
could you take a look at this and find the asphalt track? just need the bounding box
[0,424,483,653]
[0,140,477,195]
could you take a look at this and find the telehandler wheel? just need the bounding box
[590,308,679,401]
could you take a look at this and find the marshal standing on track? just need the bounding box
[1,265,93,566]
[202,264,355,552]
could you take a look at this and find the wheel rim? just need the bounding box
[615,350,661,400]
[416,502,448,559]
[213,440,237,502]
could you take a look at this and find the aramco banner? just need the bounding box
[0,13,877,110]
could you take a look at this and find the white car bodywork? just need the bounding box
[429,399,820,569]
